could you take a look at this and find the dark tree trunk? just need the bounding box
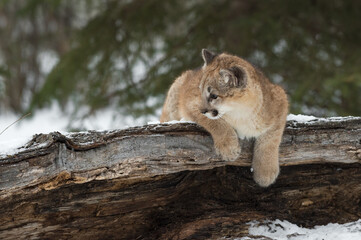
[0,117,360,239]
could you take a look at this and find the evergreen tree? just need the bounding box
[1,0,360,120]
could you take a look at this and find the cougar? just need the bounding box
[160,49,288,187]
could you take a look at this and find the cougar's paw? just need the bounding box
[214,137,241,161]
[253,164,279,187]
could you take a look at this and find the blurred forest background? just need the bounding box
[0,0,360,129]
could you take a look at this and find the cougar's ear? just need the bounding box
[219,66,246,88]
[202,49,217,66]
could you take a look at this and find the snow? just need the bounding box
[0,104,157,157]
[0,137,32,157]
[287,113,359,123]
[287,114,318,122]
[0,106,67,156]
[147,119,195,125]
[235,219,361,240]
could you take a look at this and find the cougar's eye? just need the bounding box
[207,86,211,92]
[209,93,218,100]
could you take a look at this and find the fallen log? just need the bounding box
[0,116,360,239]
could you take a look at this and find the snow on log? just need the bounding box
[0,116,360,239]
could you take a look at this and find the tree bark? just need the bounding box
[0,117,360,240]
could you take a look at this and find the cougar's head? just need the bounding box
[199,49,250,120]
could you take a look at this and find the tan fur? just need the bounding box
[160,49,288,187]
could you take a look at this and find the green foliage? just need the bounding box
[12,0,361,117]
[0,0,80,113]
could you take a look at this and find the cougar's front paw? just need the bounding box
[253,164,279,187]
[214,137,241,161]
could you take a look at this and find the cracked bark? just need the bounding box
[0,117,360,240]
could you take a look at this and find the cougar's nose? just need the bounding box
[211,109,218,117]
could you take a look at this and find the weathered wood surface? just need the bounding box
[0,117,360,239]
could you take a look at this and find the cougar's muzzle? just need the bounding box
[201,108,221,119]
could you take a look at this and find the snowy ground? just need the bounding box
[1,108,361,239]
[234,219,361,240]
[0,105,158,156]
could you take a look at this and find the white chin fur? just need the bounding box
[204,112,223,120]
